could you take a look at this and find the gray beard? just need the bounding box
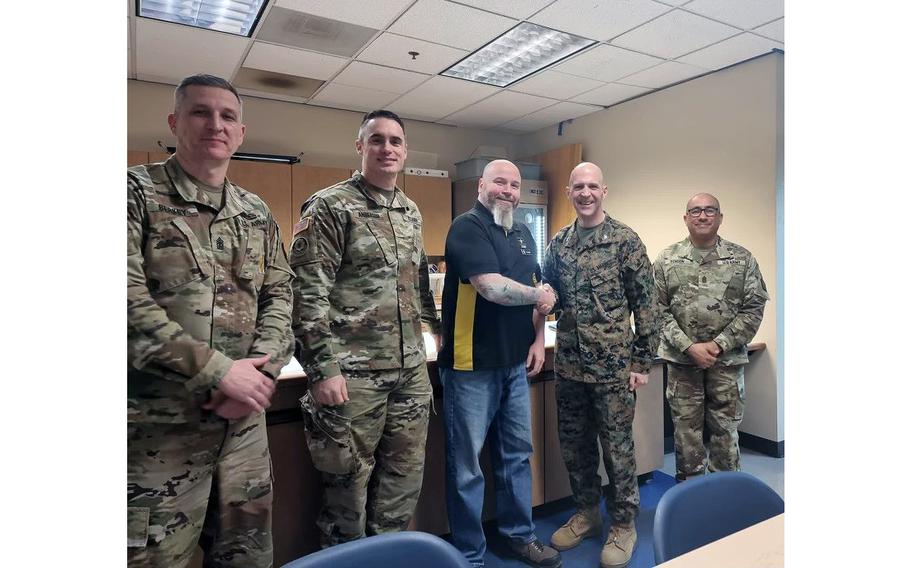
[492,203,514,230]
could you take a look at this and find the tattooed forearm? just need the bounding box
[469,273,541,306]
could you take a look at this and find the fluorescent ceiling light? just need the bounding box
[441,23,595,88]
[138,0,268,37]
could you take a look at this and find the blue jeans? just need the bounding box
[440,363,536,566]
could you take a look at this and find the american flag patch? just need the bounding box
[293,216,311,236]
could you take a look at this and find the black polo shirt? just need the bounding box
[437,201,541,371]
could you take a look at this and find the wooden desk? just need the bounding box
[657,513,784,567]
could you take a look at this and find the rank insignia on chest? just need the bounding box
[216,237,225,251]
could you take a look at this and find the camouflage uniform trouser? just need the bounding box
[555,378,639,525]
[127,412,273,568]
[666,363,745,478]
[301,365,431,548]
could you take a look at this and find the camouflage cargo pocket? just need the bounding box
[300,392,355,474]
[127,506,149,548]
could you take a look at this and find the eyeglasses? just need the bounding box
[687,206,720,217]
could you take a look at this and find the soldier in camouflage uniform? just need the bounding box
[541,163,658,568]
[127,75,294,568]
[654,193,768,481]
[289,110,440,547]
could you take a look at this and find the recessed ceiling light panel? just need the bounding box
[138,0,268,37]
[441,22,595,88]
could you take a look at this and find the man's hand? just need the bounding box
[685,342,718,369]
[536,284,556,315]
[629,372,649,391]
[217,354,276,412]
[202,391,257,420]
[526,342,545,377]
[311,374,349,406]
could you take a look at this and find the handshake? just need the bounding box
[535,283,556,315]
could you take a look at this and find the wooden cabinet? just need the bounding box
[402,174,451,256]
[291,165,352,220]
[127,151,148,166]
[524,143,582,240]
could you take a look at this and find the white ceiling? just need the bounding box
[127,0,784,133]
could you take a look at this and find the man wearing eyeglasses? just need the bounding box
[653,193,769,482]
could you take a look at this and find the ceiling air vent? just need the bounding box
[257,7,378,58]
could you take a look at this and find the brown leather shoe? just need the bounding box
[600,523,637,568]
[550,507,603,551]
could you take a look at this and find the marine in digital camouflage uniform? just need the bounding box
[541,163,657,567]
[127,75,294,568]
[289,110,440,547]
[653,193,768,480]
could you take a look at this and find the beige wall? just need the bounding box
[127,80,521,174]
[519,52,784,442]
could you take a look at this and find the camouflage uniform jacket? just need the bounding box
[290,172,440,383]
[127,156,295,423]
[653,236,769,366]
[542,215,658,384]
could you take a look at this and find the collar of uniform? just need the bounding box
[352,171,408,210]
[565,214,611,249]
[682,236,728,260]
[165,155,247,219]
[714,236,734,259]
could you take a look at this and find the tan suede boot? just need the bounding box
[549,507,603,551]
[600,523,637,568]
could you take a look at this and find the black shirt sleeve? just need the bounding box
[446,216,500,281]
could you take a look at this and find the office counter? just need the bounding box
[266,327,666,565]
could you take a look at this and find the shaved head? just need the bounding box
[482,159,520,180]
[686,192,720,211]
[569,162,604,187]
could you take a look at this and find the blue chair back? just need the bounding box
[652,471,784,564]
[280,531,472,568]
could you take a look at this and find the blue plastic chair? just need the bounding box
[279,531,472,568]
[652,471,784,564]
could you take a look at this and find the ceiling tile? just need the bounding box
[244,42,349,80]
[257,6,377,58]
[530,0,673,42]
[387,76,499,120]
[443,91,557,127]
[310,83,401,112]
[135,18,250,84]
[389,0,517,51]
[570,82,651,106]
[616,60,706,88]
[276,0,413,29]
[332,62,430,94]
[501,101,602,132]
[454,0,553,19]
[652,0,692,5]
[234,67,325,98]
[678,33,782,70]
[753,18,783,42]
[357,33,468,74]
[611,9,739,59]
[682,0,784,30]
[509,70,605,100]
[553,44,663,83]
